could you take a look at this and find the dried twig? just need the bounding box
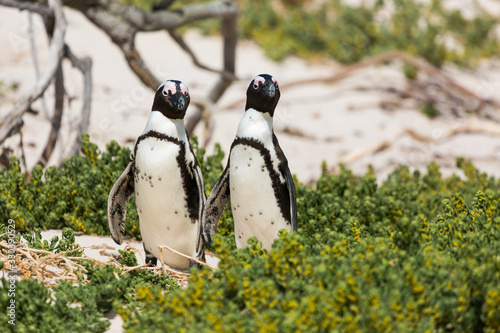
[158,244,217,270]
[0,239,197,287]
[0,0,66,144]
[167,29,237,81]
[63,44,93,160]
[339,119,500,165]
[221,50,500,112]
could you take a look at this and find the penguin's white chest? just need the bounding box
[229,144,291,249]
[134,138,198,269]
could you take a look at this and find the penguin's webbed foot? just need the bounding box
[189,260,202,269]
[145,249,157,266]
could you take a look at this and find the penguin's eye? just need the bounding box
[273,79,279,88]
[253,82,259,89]
[162,90,169,96]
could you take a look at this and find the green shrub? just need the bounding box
[2,136,500,331]
[0,134,227,241]
[121,160,500,332]
[0,134,137,237]
[0,228,179,333]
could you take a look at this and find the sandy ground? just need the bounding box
[1,6,500,184]
[2,2,500,332]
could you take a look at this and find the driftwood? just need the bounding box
[339,120,500,165]
[0,235,216,287]
[0,0,66,144]
[0,0,237,168]
[63,45,93,159]
[221,50,500,121]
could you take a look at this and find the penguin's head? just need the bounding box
[245,74,280,116]
[152,80,190,119]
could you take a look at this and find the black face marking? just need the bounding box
[230,137,291,223]
[134,130,201,223]
[151,80,190,120]
[245,74,280,116]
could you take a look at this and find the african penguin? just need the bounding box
[108,80,205,270]
[201,74,297,249]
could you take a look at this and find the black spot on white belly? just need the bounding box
[259,211,263,215]
[174,210,178,214]
[271,220,274,225]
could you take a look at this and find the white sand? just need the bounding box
[1,6,499,184]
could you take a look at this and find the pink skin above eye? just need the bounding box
[180,87,188,95]
[253,77,265,89]
[272,78,279,88]
[162,84,176,96]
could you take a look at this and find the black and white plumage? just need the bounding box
[108,80,205,270]
[202,74,297,249]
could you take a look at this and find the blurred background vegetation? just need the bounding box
[123,0,500,67]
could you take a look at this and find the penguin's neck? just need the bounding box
[144,110,186,141]
[236,108,274,143]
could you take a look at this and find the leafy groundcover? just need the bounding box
[1,135,499,332]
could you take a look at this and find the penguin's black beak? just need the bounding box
[170,93,186,111]
[264,82,276,98]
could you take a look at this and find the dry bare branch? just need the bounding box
[167,29,237,80]
[339,119,500,165]
[0,0,54,17]
[63,44,93,159]
[221,50,500,114]
[38,62,64,167]
[0,0,66,144]
[158,244,217,270]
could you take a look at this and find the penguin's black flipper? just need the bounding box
[283,164,298,232]
[108,157,135,245]
[192,151,207,262]
[273,133,297,231]
[201,162,231,245]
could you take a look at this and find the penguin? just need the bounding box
[201,74,297,249]
[108,80,205,270]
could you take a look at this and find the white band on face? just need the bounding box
[179,82,189,95]
[253,75,265,84]
[159,80,176,96]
